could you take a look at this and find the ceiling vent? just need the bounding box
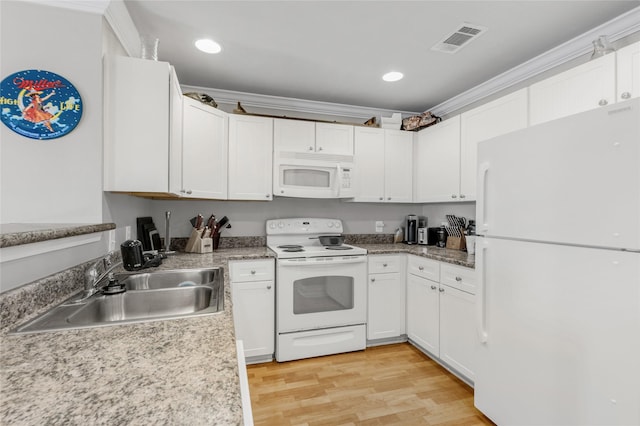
[431,23,488,54]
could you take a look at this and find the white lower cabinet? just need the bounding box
[229,259,275,363]
[406,255,477,384]
[367,255,405,342]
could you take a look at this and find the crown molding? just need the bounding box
[182,85,420,120]
[430,6,640,117]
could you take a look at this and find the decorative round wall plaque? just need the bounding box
[0,69,83,140]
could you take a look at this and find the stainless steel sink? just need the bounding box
[11,268,224,334]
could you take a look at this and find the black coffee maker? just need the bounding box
[405,215,418,244]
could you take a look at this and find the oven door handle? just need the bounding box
[278,256,367,266]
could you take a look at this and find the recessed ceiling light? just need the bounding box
[195,39,222,54]
[382,71,403,82]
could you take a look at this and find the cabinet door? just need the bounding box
[273,119,315,153]
[616,41,640,102]
[231,280,275,359]
[168,66,183,195]
[367,272,404,340]
[460,89,528,200]
[353,127,385,202]
[315,122,354,155]
[228,115,273,200]
[103,55,171,192]
[384,130,413,202]
[406,274,439,355]
[529,54,615,126]
[413,116,461,202]
[439,284,476,382]
[181,97,228,199]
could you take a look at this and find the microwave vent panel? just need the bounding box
[431,23,488,54]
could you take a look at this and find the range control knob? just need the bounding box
[278,222,284,228]
[327,222,334,228]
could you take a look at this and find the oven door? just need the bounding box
[276,255,367,333]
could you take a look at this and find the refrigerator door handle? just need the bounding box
[476,162,490,234]
[476,238,489,343]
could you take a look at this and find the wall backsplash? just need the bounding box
[146,197,476,240]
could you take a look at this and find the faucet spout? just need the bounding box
[82,251,122,300]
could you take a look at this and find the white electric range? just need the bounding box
[266,218,368,362]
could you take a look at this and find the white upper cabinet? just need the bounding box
[168,67,184,196]
[273,119,353,155]
[529,53,616,126]
[616,40,640,102]
[353,127,412,202]
[315,122,354,155]
[104,55,181,194]
[460,88,528,200]
[228,115,273,201]
[181,96,228,199]
[414,116,461,203]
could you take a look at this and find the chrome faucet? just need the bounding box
[82,251,123,300]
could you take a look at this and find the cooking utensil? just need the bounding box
[215,216,230,233]
[314,235,345,246]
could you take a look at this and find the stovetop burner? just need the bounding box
[325,246,353,250]
[277,244,303,249]
[282,247,304,252]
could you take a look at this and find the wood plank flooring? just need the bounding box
[247,343,494,426]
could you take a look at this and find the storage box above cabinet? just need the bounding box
[103,55,182,194]
[274,119,354,155]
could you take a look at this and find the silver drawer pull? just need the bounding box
[371,278,376,282]
[455,276,462,281]
[418,266,424,271]
[250,270,256,275]
[383,263,388,267]
[430,285,437,290]
[439,288,445,293]
[267,285,272,290]
[598,99,608,106]
[621,92,631,99]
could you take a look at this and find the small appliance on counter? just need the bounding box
[120,239,163,271]
[405,215,427,245]
[417,228,428,245]
[427,227,448,248]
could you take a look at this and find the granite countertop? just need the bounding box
[0,247,274,426]
[0,242,471,425]
[0,223,116,248]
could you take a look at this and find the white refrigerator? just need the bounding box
[474,98,640,425]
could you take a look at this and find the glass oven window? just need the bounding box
[293,276,354,314]
[283,168,331,188]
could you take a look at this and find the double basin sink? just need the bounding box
[12,268,224,334]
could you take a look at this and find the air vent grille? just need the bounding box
[431,23,488,54]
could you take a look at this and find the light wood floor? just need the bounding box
[247,343,494,426]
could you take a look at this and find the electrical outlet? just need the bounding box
[108,230,116,251]
[375,221,385,233]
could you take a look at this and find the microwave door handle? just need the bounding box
[336,164,342,197]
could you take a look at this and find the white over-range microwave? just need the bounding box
[273,151,355,198]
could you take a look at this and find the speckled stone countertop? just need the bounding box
[361,243,475,268]
[0,247,274,426]
[0,223,116,248]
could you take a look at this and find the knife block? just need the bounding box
[445,232,467,251]
[185,228,213,254]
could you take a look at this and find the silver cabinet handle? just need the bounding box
[180,189,186,193]
[460,194,466,199]
[621,92,631,99]
[266,194,270,198]
[308,146,314,151]
[267,285,272,290]
[418,266,424,271]
[317,146,323,151]
[250,270,256,275]
[439,288,445,292]
[371,278,376,282]
[379,197,384,200]
[598,99,608,106]
[382,263,388,267]
[387,197,391,200]
[186,190,193,195]
[430,285,437,290]
[455,276,462,281]
[451,194,458,199]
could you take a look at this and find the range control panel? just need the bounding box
[266,218,343,235]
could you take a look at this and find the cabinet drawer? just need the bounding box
[440,263,476,294]
[407,255,439,282]
[229,259,274,282]
[368,255,402,274]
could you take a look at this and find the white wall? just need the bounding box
[0,2,103,224]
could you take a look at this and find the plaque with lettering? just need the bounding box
[0,69,83,140]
